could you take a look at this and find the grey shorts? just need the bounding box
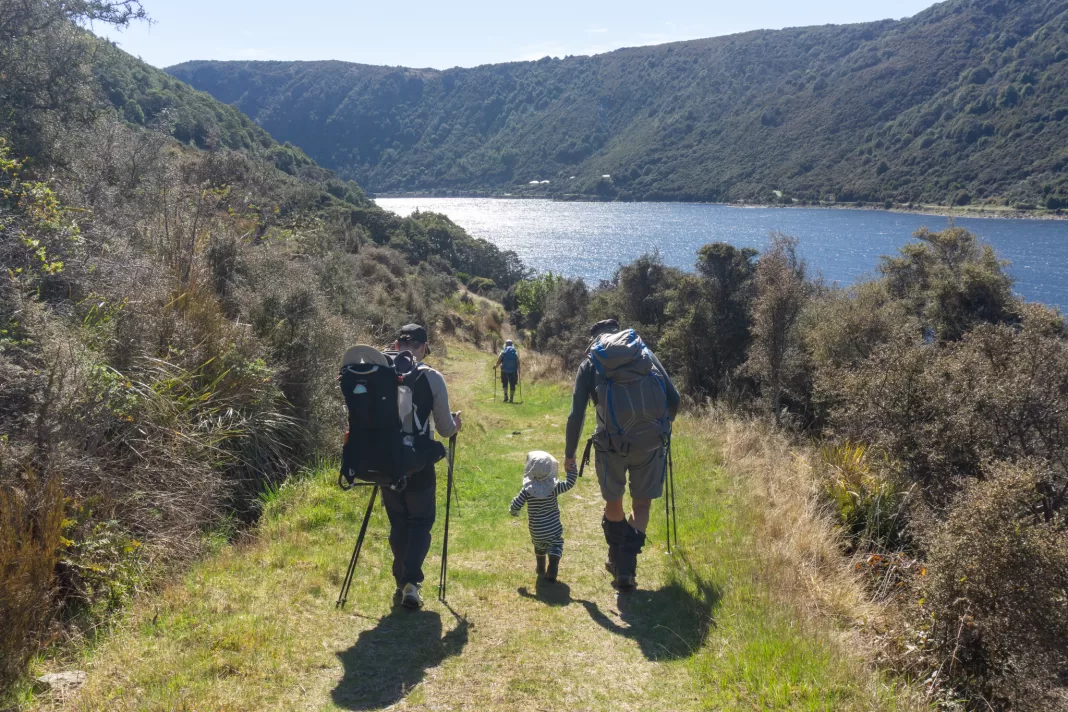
[594,446,666,501]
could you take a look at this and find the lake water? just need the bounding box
[375,198,1068,310]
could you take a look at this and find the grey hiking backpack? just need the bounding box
[588,330,671,456]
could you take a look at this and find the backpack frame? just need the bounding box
[338,350,446,491]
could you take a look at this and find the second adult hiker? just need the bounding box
[563,319,680,590]
[495,339,521,403]
[385,324,462,609]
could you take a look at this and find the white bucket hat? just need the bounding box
[522,451,560,499]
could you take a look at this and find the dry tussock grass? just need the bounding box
[691,410,894,647]
[521,350,572,387]
[686,409,929,709]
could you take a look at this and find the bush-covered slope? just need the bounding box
[0,3,519,696]
[88,36,526,289]
[169,0,1068,209]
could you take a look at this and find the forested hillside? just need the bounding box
[169,0,1068,209]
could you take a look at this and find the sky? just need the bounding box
[97,0,940,70]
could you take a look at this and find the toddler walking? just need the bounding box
[509,450,578,582]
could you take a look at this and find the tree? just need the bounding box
[534,278,590,368]
[747,233,808,423]
[0,0,146,156]
[661,243,757,399]
[614,252,676,334]
[880,226,1016,340]
[513,272,563,327]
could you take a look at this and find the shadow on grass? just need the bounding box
[577,561,720,661]
[331,605,469,710]
[517,579,572,607]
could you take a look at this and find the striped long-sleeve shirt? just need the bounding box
[509,469,578,542]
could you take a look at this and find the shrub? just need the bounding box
[0,475,64,691]
[819,442,908,554]
[467,276,496,294]
[920,460,1068,709]
[824,305,1068,507]
[532,278,590,369]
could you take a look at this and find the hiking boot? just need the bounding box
[401,582,423,609]
[536,554,547,576]
[602,516,626,579]
[613,523,646,591]
[545,555,560,582]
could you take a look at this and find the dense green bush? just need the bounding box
[745,234,810,424]
[880,226,1016,340]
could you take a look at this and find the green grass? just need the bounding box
[52,343,914,711]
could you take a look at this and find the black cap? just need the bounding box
[589,318,619,337]
[397,324,431,354]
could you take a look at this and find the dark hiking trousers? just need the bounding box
[381,468,436,586]
[501,370,518,396]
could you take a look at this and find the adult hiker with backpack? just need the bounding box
[563,319,680,590]
[338,324,462,610]
[495,339,521,403]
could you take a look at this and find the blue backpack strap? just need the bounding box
[588,342,608,377]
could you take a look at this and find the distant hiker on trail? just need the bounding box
[385,324,462,609]
[509,451,578,583]
[563,319,680,590]
[495,339,521,402]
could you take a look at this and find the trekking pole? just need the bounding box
[664,456,672,554]
[493,365,497,401]
[666,441,678,552]
[336,484,379,609]
[438,434,457,601]
[518,371,523,404]
[670,443,678,549]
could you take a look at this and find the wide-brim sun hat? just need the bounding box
[522,450,559,499]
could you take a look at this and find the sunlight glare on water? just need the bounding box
[375,198,1068,310]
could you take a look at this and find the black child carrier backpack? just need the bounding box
[338,345,447,492]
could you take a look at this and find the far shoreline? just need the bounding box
[371,191,1068,222]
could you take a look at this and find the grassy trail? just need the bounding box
[57,344,909,711]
